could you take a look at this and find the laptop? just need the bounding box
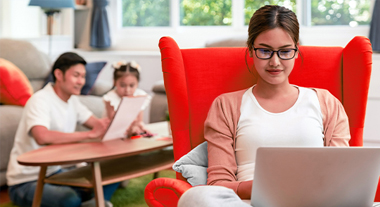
[251,147,380,207]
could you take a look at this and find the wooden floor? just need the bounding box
[0,186,10,204]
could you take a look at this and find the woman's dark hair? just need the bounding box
[51,52,87,82]
[113,62,140,83]
[246,5,299,54]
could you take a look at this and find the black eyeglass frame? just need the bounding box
[253,47,298,60]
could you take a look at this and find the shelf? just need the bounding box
[44,149,174,188]
[75,5,89,10]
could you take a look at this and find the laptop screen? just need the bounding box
[251,147,380,207]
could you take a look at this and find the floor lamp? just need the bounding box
[29,0,75,58]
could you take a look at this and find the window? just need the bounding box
[311,0,371,26]
[119,0,372,28]
[244,0,296,25]
[180,0,232,26]
[121,0,170,27]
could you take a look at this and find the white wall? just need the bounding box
[0,0,40,38]
[364,54,380,146]
[0,0,73,38]
[0,0,74,60]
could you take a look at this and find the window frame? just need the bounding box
[114,0,373,29]
[113,0,245,31]
[109,0,374,50]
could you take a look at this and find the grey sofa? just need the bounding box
[149,80,168,123]
[0,38,53,186]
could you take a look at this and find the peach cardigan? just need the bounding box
[204,88,351,193]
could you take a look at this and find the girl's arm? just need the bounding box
[104,100,116,120]
[136,111,152,134]
[135,110,144,124]
[126,111,153,137]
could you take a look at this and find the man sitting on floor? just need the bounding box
[6,52,118,207]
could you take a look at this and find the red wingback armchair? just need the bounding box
[144,36,374,207]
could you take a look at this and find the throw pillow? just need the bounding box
[172,141,208,186]
[0,58,33,106]
[81,61,107,95]
[44,61,107,95]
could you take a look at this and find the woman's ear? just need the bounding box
[249,50,253,58]
[295,47,300,59]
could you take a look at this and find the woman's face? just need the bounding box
[252,28,298,87]
[115,74,139,97]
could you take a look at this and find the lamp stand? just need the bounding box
[44,10,60,58]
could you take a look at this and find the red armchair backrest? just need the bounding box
[159,36,372,181]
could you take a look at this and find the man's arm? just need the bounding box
[82,115,110,130]
[31,116,110,145]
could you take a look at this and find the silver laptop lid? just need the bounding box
[251,147,380,207]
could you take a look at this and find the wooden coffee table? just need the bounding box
[17,122,173,207]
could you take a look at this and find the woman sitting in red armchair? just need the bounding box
[178,5,350,207]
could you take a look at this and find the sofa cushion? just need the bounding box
[0,39,51,92]
[76,95,105,131]
[81,61,107,94]
[0,58,33,106]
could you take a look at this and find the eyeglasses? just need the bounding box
[253,47,298,60]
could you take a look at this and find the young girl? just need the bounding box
[103,60,151,137]
[178,5,350,206]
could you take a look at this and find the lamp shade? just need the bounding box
[29,0,75,9]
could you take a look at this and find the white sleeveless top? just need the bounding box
[102,88,151,117]
[235,85,324,181]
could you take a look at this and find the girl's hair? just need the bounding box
[113,62,140,82]
[246,5,299,54]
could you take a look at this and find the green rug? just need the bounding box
[0,170,176,207]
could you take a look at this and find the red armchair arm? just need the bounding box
[145,177,192,207]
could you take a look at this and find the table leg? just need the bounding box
[91,162,104,207]
[153,172,159,179]
[32,166,47,207]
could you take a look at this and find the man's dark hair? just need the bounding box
[51,52,87,82]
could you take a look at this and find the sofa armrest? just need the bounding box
[152,80,166,94]
[0,105,24,186]
[144,177,192,207]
